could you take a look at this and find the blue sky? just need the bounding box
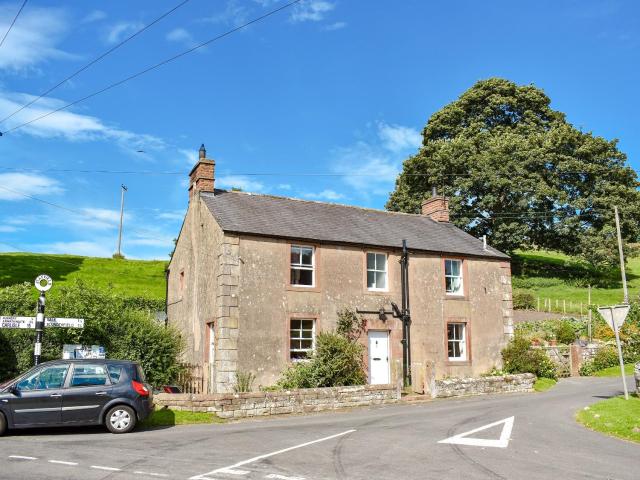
[0,0,638,260]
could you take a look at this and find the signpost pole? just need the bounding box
[610,306,630,400]
[33,290,45,366]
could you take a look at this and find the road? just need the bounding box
[2,376,637,480]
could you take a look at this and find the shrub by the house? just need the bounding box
[277,309,367,389]
[501,337,557,379]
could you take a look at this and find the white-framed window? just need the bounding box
[447,322,467,361]
[445,259,464,295]
[367,252,388,291]
[290,318,315,360]
[291,245,314,287]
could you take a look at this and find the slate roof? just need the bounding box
[201,190,509,260]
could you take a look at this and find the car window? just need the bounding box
[16,365,69,391]
[136,364,146,383]
[107,365,123,384]
[70,364,109,387]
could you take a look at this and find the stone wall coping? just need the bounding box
[155,383,397,402]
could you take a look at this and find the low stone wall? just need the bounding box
[433,373,536,398]
[154,384,400,419]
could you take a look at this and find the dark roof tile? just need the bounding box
[201,190,508,260]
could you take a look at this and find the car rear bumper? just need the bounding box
[136,397,154,421]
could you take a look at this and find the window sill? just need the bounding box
[286,284,321,293]
[444,294,468,301]
[365,288,392,295]
[445,360,472,367]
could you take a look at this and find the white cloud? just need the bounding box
[156,211,184,221]
[378,122,422,152]
[0,90,166,150]
[166,28,197,48]
[0,225,20,232]
[333,141,400,196]
[202,1,250,26]
[82,10,107,24]
[323,21,347,31]
[277,183,292,190]
[0,5,75,72]
[105,21,143,44]
[69,208,125,230]
[0,173,64,200]
[303,189,344,201]
[217,175,265,192]
[291,1,335,23]
[37,241,114,258]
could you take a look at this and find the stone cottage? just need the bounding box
[167,145,513,393]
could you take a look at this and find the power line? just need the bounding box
[0,166,596,177]
[0,0,301,136]
[0,0,191,126]
[0,0,28,50]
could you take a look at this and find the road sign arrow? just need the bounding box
[438,416,515,448]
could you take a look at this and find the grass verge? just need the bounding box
[576,395,640,443]
[141,408,225,427]
[594,364,635,377]
[533,377,557,392]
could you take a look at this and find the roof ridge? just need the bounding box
[205,189,437,221]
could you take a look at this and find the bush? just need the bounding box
[554,320,577,345]
[579,360,596,376]
[278,332,367,389]
[233,371,256,393]
[592,346,619,371]
[501,337,557,379]
[0,280,183,387]
[513,290,536,310]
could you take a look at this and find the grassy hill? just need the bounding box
[512,250,638,313]
[0,253,167,299]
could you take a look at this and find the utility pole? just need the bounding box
[614,206,629,304]
[116,184,128,258]
[588,285,592,343]
[400,239,412,388]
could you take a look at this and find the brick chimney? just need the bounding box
[421,186,449,222]
[188,144,215,201]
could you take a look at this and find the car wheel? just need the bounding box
[105,405,136,434]
[0,412,6,436]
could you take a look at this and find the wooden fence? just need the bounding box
[177,364,205,394]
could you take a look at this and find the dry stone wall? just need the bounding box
[433,373,535,398]
[154,384,400,419]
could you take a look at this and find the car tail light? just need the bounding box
[132,380,150,397]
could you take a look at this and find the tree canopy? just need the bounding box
[386,78,640,267]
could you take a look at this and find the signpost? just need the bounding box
[597,305,630,400]
[0,275,85,366]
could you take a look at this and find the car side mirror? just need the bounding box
[9,385,19,396]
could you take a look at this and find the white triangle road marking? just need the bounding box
[438,416,514,448]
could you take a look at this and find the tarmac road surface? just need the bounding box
[1,376,637,480]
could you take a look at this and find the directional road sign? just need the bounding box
[0,316,84,329]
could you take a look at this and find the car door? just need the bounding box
[9,364,70,427]
[61,363,113,424]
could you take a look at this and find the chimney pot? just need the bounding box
[199,144,206,159]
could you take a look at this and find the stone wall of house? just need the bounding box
[431,373,535,398]
[154,384,400,419]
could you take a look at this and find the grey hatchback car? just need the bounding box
[0,359,153,435]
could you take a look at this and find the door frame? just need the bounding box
[367,329,390,385]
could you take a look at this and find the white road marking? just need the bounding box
[438,416,515,448]
[49,460,78,466]
[91,465,122,472]
[9,455,37,460]
[218,469,250,475]
[133,471,170,477]
[190,429,356,480]
[265,474,306,480]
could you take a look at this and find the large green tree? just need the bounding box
[387,78,640,267]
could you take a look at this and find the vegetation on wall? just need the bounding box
[387,78,640,268]
[277,309,367,389]
[0,281,183,387]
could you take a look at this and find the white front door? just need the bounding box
[368,330,390,384]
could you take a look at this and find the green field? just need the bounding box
[0,252,167,299]
[512,250,638,313]
[576,395,640,443]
